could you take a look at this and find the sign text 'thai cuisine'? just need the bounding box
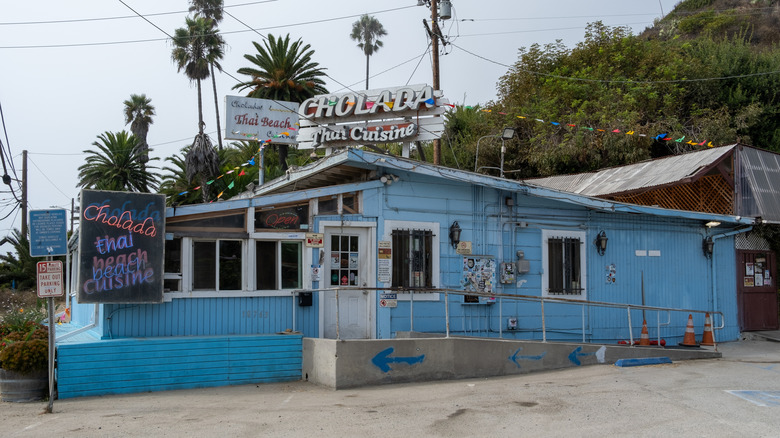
[299,85,436,146]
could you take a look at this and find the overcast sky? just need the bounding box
[0,0,679,252]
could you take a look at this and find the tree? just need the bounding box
[233,34,328,170]
[350,14,387,89]
[172,16,224,200]
[77,131,159,192]
[188,0,223,22]
[123,93,155,163]
[188,0,226,150]
[0,229,36,290]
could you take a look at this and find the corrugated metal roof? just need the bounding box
[526,145,736,196]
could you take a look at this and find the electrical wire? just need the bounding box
[27,155,74,202]
[0,5,417,50]
[0,0,279,26]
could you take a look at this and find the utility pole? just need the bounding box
[430,0,441,165]
[21,149,27,238]
[423,0,451,165]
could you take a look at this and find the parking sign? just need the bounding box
[37,261,63,298]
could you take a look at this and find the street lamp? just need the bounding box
[499,127,516,178]
[475,128,516,177]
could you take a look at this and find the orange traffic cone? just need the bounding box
[679,314,699,347]
[701,313,715,346]
[639,320,651,346]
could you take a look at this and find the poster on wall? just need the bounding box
[461,256,495,294]
[78,190,166,303]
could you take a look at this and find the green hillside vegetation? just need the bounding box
[444,0,780,178]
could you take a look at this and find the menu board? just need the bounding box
[78,190,165,303]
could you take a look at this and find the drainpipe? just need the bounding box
[708,226,752,323]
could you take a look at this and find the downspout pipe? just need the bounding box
[708,226,752,324]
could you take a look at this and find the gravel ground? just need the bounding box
[1,339,779,437]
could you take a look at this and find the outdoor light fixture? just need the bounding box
[380,174,399,185]
[595,230,608,256]
[705,221,721,228]
[501,127,516,140]
[703,236,714,256]
[475,127,517,177]
[449,221,462,249]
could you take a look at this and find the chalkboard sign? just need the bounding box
[78,190,166,304]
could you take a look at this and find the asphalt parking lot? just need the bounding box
[2,339,779,437]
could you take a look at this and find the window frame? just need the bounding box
[190,238,244,293]
[254,239,304,291]
[541,229,587,300]
[382,220,440,301]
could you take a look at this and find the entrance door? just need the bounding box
[322,226,374,339]
[737,250,779,331]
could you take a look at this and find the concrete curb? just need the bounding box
[615,357,673,367]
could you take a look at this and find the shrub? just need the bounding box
[0,307,49,374]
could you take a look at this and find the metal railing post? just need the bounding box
[627,306,633,346]
[410,289,414,332]
[292,291,296,332]
[540,299,546,343]
[445,291,450,338]
[499,297,503,339]
[335,288,340,340]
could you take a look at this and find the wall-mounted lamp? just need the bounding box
[449,221,462,249]
[705,221,721,228]
[703,236,714,256]
[595,230,608,256]
[380,174,399,185]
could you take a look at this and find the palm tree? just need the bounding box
[123,94,155,163]
[188,0,226,150]
[350,15,387,89]
[233,33,327,170]
[0,229,36,290]
[188,0,223,22]
[172,16,223,200]
[77,131,159,192]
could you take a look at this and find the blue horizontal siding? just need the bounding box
[57,334,302,399]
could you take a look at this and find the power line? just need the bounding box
[0,0,279,26]
[0,5,417,50]
[27,155,74,202]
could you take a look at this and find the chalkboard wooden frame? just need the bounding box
[77,190,166,304]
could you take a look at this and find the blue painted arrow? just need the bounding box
[508,348,546,368]
[372,347,425,373]
[569,346,595,366]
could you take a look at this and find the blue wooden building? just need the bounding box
[58,148,754,397]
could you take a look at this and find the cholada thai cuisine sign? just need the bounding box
[296,84,447,149]
[224,95,300,144]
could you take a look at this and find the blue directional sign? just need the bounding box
[29,209,68,257]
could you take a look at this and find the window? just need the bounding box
[329,234,360,286]
[192,239,242,291]
[542,230,586,298]
[255,203,309,231]
[163,237,182,292]
[256,241,302,290]
[391,229,433,289]
[318,192,360,215]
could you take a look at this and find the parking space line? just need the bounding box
[726,390,780,407]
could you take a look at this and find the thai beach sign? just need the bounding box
[78,190,166,304]
[296,84,448,149]
[224,95,300,144]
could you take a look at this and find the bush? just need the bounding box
[0,307,49,374]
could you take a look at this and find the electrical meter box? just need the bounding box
[500,262,516,284]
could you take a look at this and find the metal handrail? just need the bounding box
[291,287,724,347]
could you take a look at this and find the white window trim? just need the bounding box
[383,220,440,302]
[541,229,587,301]
[163,234,310,301]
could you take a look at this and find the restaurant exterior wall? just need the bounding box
[375,172,741,344]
